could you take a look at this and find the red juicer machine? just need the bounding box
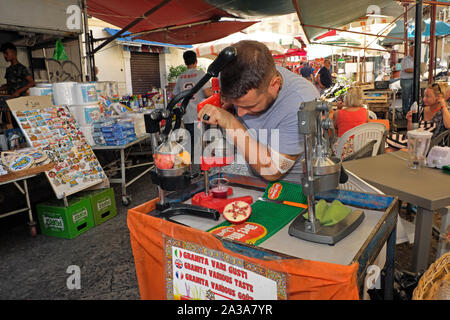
[191,78,253,213]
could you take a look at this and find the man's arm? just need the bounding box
[315,68,325,88]
[203,87,213,97]
[12,75,34,98]
[198,104,299,181]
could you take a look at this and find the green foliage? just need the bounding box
[167,65,187,82]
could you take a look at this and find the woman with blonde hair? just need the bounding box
[333,86,369,137]
[387,82,450,149]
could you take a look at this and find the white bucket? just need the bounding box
[36,83,53,88]
[68,104,102,126]
[52,82,77,106]
[73,83,98,105]
[30,87,53,96]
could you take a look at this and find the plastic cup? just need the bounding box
[210,177,229,198]
[407,130,432,170]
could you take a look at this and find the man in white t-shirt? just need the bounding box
[173,51,212,161]
[400,45,414,116]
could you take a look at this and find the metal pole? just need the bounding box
[412,0,423,118]
[92,0,172,54]
[404,3,409,57]
[90,29,96,81]
[82,0,91,81]
[428,4,436,84]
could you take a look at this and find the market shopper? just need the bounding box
[315,59,333,95]
[300,62,313,82]
[198,40,319,183]
[0,42,34,98]
[386,82,450,149]
[333,86,369,137]
[400,45,414,116]
[173,50,212,161]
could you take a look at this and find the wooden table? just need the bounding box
[343,151,450,273]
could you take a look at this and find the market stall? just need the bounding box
[128,172,397,300]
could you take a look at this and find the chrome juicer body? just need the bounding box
[143,46,237,221]
[288,100,365,245]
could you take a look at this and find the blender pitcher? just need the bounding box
[407,129,432,169]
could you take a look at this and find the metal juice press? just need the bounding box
[288,100,365,245]
[190,78,253,213]
[143,47,238,222]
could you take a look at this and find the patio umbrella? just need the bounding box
[408,19,450,37]
[87,0,258,45]
[194,31,299,59]
[316,36,361,47]
[292,0,394,42]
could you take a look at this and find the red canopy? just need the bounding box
[272,48,307,59]
[87,0,258,45]
[313,30,337,41]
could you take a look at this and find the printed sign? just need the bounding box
[43,216,65,231]
[209,222,267,245]
[165,237,287,300]
[268,182,283,200]
[97,198,111,211]
[72,208,88,224]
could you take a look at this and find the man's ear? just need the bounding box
[267,74,282,96]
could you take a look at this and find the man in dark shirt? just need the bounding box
[0,42,34,98]
[315,59,332,95]
[299,62,313,82]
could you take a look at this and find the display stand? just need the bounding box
[91,133,153,206]
[7,96,108,204]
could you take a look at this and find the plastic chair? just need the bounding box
[368,110,377,120]
[431,129,450,148]
[336,122,387,160]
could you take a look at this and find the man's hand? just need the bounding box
[198,104,238,129]
[11,91,20,98]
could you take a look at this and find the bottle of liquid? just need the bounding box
[411,101,419,130]
[138,94,143,109]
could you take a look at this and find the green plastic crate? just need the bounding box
[37,197,95,239]
[81,188,117,226]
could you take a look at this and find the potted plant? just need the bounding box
[167,65,187,91]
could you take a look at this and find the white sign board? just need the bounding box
[0,0,81,34]
[165,237,287,300]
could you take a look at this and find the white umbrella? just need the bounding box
[194,31,300,59]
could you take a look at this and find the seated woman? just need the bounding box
[333,86,369,137]
[332,87,369,159]
[387,83,450,149]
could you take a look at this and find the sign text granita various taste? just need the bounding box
[165,237,287,300]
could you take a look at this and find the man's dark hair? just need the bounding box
[220,40,277,100]
[183,50,197,66]
[0,42,17,53]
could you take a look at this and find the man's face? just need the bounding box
[3,49,15,62]
[230,87,276,117]
[324,60,331,69]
